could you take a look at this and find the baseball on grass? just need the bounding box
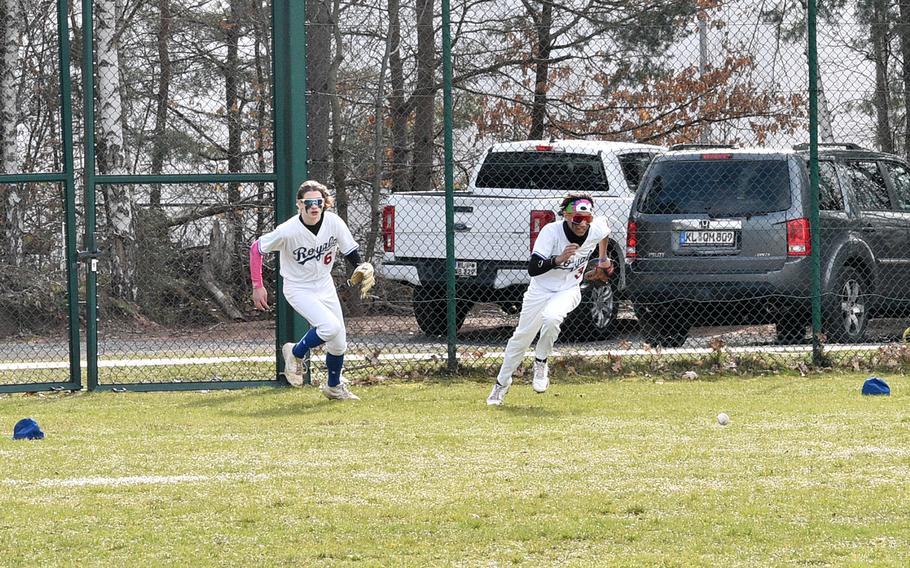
[717,412,730,426]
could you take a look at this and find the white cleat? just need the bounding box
[486,382,509,406]
[281,342,304,387]
[321,382,360,401]
[532,360,549,393]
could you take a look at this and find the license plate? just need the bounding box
[679,230,735,246]
[455,261,477,277]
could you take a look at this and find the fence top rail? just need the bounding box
[94,174,278,185]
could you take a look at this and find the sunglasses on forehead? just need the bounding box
[301,198,324,208]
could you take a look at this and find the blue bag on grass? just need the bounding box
[13,418,44,440]
[861,377,890,396]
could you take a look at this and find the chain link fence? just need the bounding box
[4,1,910,391]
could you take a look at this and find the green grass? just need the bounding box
[1,373,908,566]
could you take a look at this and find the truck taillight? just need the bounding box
[787,217,810,256]
[382,205,395,252]
[530,210,556,251]
[626,219,638,258]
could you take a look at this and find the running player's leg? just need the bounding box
[494,286,551,387]
[535,286,581,360]
[320,292,348,388]
[284,284,342,371]
[529,287,581,393]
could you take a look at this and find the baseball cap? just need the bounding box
[13,418,45,440]
[861,377,890,396]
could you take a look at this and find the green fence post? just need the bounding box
[81,0,99,390]
[807,0,823,366]
[274,0,310,379]
[442,0,457,372]
[57,0,81,388]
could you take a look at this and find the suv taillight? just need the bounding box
[382,205,395,252]
[626,219,638,258]
[787,218,810,256]
[530,210,556,251]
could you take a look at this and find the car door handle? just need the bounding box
[861,225,876,233]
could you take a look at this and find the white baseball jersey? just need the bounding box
[258,211,358,287]
[530,216,609,292]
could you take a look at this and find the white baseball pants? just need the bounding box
[495,284,581,386]
[284,281,347,355]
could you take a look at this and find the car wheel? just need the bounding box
[823,266,869,343]
[564,278,620,341]
[637,303,689,348]
[412,285,474,337]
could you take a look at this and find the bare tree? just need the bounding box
[1,0,23,266]
[387,0,410,192]
[411,0,435,192]
[150,0,172,205]
[329,0,348,221]
[869,0,892,152]
[900,1,910,156]
[96,0,138,302]
[307,0,332,183]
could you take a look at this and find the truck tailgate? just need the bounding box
[393,194,553,260]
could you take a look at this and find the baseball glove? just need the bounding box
[348,262,375,299]
[583,260,614,284]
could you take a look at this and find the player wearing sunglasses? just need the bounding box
[486,193,612,406]
[250,180,370,400]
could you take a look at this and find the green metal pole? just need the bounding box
[807,0,823,366]
[274,1,309,381]
[82,0,99,390]
[442,0,457,371]
[58,0,80,388]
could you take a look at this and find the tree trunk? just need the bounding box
[224,0,244,285]
[96,0,138,302]
[899,1,910,156]
[306,0,332,183]
[871,0,892,153]
[1,0,23,267]
[365,31,391,262]
[202,219,245,321]
[411,0,435,192]
[329,0,348,222]
[529,0,553,140]
[387,0,410,192]
[150,0,172,206]
[251,0,271,237]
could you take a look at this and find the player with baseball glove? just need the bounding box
[487,193,611,406]
[250,180,369,401]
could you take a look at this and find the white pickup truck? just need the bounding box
[379,139,663,338]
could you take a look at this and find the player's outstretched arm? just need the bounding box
[250,240,269,310]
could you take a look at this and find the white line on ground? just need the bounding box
[1,473,271,488]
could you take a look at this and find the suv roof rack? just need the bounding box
[792,142,867,151]
[668,143,738,151]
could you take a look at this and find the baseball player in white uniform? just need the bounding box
[486,193,611,406]
[250,180,370,400]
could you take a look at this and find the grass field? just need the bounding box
[1,372,908,566]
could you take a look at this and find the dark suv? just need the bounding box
[626,143,910,347]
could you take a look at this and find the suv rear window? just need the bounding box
[475,152,607,192]
[638,159,791,216]
[618,153,657,191]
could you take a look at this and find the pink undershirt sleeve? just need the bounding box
[250,240,264,289]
